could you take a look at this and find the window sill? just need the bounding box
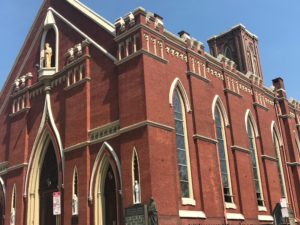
[226,213,245,220]
[258,215,274,221]
[225,202,237,209]
[179,210,206,218]
[258,206,267,212]
[181,198,196,206]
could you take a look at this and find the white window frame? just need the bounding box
[246,113,265,208]
[173,88,194,204]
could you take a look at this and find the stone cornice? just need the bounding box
[279,114,293,119]
[119,120,174,134]
[115,49,168,66]
[224,88,242,98]
[261,155,277,162]
[286,162,300,167]
[253,103,269,111]
[186,71,210,83]
[64,120,174,153]
[64,77,91,91]
[231,145,251,154]
[0,163,28,176]
[193,134,217,144]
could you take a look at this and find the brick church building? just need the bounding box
[0,0,299,225]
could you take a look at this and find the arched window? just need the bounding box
[10,185,16,225]
[214,105,233,204]
[132,149,141,204]
[224,46,233,60]
[72,167,79,216]
[247,44,258,75]
[173,89,193,199]
[272,128,287,197]
[39,10,59,77]
[247,119,264,206]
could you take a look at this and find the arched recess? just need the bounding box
[25,129,62,225]
[212,95,230,127]
[271,122,288,198]
[72,167,79,216]
[224,46,233,60]
[294,132,300,160]
[169,78,191,112]
[10,185,16,225]
[24,93,64,198]
[245,109,259,138]
[271,121,283,147]
[0,177,6,225]
[89,142,122,225]
[40,10,59,71]
[132,147,141,204]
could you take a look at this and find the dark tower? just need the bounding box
[207,24,263,80]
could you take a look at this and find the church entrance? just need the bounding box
[104,165,117,225]
[39,142,58,225]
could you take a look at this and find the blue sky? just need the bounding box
[1,0,300,99]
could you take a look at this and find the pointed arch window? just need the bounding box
[132,149,141,204]
[247,119,264,207]
[10,185,16,225]
[173,89,193,199]
[224,46,233,61]
[72,167,79,216]
[214,105,233,204]
[272,129,287,197]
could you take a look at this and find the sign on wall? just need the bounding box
[53,192,61,215]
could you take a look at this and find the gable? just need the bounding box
[0,0,116,115]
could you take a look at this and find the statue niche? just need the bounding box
[40,28,56,69]
[41,43,53,68]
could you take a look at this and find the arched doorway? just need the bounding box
[39,141,58,225]
[103,165,117,225]
[26,133,62,225]
[91,142,122,225]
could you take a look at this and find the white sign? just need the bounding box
[281,207,289,218]
[53,192,61,215]
[280,198,288,208]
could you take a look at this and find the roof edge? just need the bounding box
[66,0,115,34]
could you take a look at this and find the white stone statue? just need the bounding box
[10,208,15,225]
[72,194,78,216]
[41,43,52,68]
[134,180,141,204]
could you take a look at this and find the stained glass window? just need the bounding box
[173,90,190,198]
[273,130,286,197]
[247,120,264,206]
[215,106,233,203]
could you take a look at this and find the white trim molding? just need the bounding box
[245,109,260,137]
[88,142,122,201]
[24,92,64,197]
[258,206,267,212]
[49,7,116,61]
[169,78,192,112]
[258,215,274,222]
[212,95,230,126]
[66,0,115,34]
[225,202,237,209]
[226,213,245,220]
[271,121,283,146]
[179,210,206,219]
[181,198,196,206]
